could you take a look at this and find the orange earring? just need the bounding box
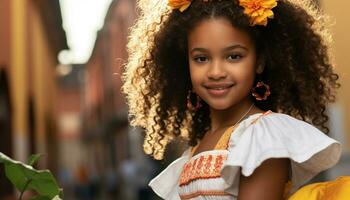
[251,81,271,101]
[187,90,202,111]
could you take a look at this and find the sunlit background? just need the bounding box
[0,0,349,199]
[59,0,112,64]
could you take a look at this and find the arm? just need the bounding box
[238,158,290,200]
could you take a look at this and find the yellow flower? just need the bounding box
[168,0,192,12]
[239,0,278,26]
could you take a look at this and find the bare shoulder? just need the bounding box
[238,158,290,200]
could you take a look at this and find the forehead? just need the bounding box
[187,17,254,51]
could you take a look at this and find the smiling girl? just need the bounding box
[122,0,349,199]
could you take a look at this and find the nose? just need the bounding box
[207,59,227,80]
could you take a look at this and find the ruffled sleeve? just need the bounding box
[221,112,342,197]
[148,148,191,200]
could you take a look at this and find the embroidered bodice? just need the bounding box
[148,111,341,200]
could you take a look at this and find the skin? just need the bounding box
[188,17,264,132]
[187,17,289,200]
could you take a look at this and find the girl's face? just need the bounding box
[188,17,259,110]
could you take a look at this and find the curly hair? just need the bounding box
[122,0,340,160]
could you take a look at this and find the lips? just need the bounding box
[203,82,234,89]
[203,82,234,96]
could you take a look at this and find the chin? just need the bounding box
[205,100,233,111]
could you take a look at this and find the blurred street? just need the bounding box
[0,0,349,199]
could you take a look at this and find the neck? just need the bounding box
[209,96,260,131]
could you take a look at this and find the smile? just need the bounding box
[204,83,234,96]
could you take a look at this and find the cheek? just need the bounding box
[235,68,255,84]
[189,64,203,87]
[227,68,256,97]
[227,60,255,81]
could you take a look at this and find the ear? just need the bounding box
[256,55,266,74]
[256,64,265,74]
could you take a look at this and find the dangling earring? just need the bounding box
[251,81,271,101]
[187,90,202,111]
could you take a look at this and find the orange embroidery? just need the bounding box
[197,156,204,169]
[179,154,228,186]
[192,159,198,170]
[180,190,232,199]
[204,155,213,174]
[181,110,274,187]
[196,156,204,175]
[214,155,224,174]
[184,163,191,177]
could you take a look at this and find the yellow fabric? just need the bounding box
[288,176,350,200]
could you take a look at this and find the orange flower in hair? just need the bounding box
[168,0,192,12]
[239,0,278,26]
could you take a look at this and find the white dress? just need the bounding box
[148,111,341,200]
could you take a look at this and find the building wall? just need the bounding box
[9,0,66,165]
[0,0,11,68]
[30,1,59,168]
[0,0,13,196]
[0,71,13,197]
[0,0,67,197]
[57,87,82,167]
[82,0,138,198]
[10,0,30,163]
[85,0,136,115]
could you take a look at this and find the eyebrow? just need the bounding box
[190,44,248,54]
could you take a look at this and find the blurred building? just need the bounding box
[0,0,67,197]
[82,0,135,177]
[83,0,134,186]
[80,0,163,199]
[56,63,85,196]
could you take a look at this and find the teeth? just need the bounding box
[212,87,226,90]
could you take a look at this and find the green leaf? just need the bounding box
[28,154,42,166]
[0,152,63,198]
[0,152,24,165]
[0,152,33,191]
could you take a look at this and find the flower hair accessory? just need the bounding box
[168,0,278,26]
[239,0,278,26]
[168,0,192,12]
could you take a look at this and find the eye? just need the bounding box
[193,56,209,63]
[227,54,243,61]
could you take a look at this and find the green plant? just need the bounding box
[0,152,63,200]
